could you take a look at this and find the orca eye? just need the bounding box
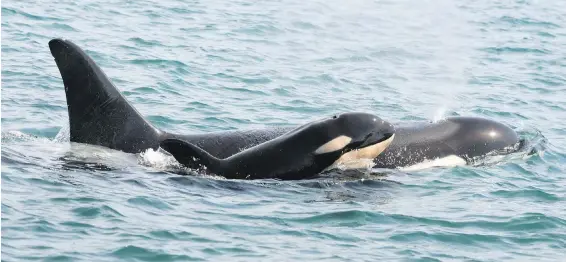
[332,115,337,119]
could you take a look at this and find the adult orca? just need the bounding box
[48,38,523,175]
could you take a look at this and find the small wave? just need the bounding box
[70,205,125,219]
[48,23,78,32]
[128,37,161,47]
[2,7,63,21]
[389,230,506,246]
[2,124,69,144]
[110,245,202,261]
[289,210,386,226]
[481,46,550,55]
[129,59,188,68]
[499,16,560,28]
[1,130,40,142]
[491,189,561,202]
[127,196,173,212]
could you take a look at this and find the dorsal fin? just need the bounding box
[49,38,162,153]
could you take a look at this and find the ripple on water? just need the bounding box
[129,59,188,69]
[110,245,204,261]
[490,188,561,202]
[1,7,63,21]
[71,205,125,219]
[289,210,389,226]
[127,196,174,211]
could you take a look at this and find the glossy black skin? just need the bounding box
[373,117,522,168]
[49,39,162,152]
[161,113,394,180]
[49,38,522,174]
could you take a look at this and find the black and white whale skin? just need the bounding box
[48,38,523,175]
[161,112,395,180]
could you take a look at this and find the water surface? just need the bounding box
[2,0,566,261]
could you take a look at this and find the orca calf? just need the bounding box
[48,38,523,176]
[161,112,395,180]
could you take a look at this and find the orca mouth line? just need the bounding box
[359,132,395,149]
[331,133,396,170]
[376,132,395,144]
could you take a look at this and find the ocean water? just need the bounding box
[2,0,566,260]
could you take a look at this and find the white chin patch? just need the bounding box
[330,134,396,170]
[315,135,352,154]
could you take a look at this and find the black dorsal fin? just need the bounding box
[49,39,162,153]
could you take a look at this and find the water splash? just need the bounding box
[432,106,447,123]
[53,124,70,143]
[1,130,39,142]
[138,148,180,170]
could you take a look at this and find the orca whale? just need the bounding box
[161,112,395,180]
[48,38,523,176]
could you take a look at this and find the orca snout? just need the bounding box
[342,114,396,151]
[332,118,396,167]
[359,124,395,149]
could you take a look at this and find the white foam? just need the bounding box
[53,124,70,143]
[138,148,180,169]
[331,158,376,171]
[3,130,34,140]
[66,143,139,169]
[432,106,447,123]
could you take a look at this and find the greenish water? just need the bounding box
[2,0,565,261]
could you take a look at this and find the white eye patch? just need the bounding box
[315,135,352,154]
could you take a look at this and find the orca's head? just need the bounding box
[312,112,395,169]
